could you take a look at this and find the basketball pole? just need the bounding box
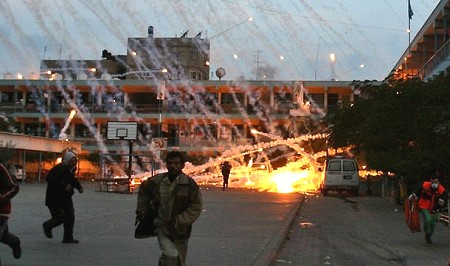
[128,140,133,193]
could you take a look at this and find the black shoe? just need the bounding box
[62,239,79,244]
[11,242,21,259]
[43,223,53,238]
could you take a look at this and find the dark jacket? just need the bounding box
[0,163,19,215]
[136,172,202,240]
[221,163,231,176]
[45,163,82,209]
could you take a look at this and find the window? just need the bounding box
[194,124,217,139]
[75,124,95,138]
[343,161,356,171]
[190,50,197,59]
[190,71,198,80]
[328,161,341,171]
[24,123,45,137]
[0,92,15,104]
[328,93,339,106]
[221,93,244,104]
[128,93,153,105]
[274,93,293,104]
[306,93,324,107]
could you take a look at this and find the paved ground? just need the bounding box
[0,182,303,266]
[274,192,450,266]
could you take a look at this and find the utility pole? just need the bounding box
[254,50,262,80]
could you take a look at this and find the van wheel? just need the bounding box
[323,189,328,196]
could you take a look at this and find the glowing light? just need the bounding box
[329,53,336,62]
[59,110,77,140]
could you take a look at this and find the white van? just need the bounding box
[320,157,360,196]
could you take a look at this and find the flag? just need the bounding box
[408,0,414,20]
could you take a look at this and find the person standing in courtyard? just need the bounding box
[221,161,232,191]
[409,175,447,244]
[43,150,84,244]
[136,151,202,265]
[0,162,21,261]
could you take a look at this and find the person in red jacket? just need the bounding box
[0,162,21,261]
[410,175,447,244]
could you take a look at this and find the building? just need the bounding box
[391,0,450,80]
[0,27,359,178]
[0,78,356,157]
[40,26,210,81]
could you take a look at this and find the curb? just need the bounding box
[251,194,306,266]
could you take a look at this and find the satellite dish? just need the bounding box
[180,30,189,38]
[215,67,226,80]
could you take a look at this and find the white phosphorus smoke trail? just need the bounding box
[0,0,436,80]
[58,110,76,140]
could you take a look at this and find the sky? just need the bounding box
[0,0,440,81]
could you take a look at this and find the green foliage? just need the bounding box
[324,74,450,185]
[0,141,15,164]
[0,114,19,133]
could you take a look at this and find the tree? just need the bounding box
[0,114,19,133]
[324,74,450,187]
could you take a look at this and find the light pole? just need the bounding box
[329,53,337,81]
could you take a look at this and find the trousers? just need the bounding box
[419,209,437,235]
[157,230,188,266]
[0,217,20,249]
[43,207,75,240]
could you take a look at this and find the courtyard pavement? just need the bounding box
[0,182,304,266]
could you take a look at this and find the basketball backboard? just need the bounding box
[106,121,138,140]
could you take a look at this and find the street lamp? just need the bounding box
[329,53,337,80]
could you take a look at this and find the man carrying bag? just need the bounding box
[135,151,203,265]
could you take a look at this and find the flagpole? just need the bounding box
[408,0,414,53]
[408,19,411,53]
[408,11,411,53]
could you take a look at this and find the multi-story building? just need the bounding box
[0,27,358,178]
[391,0,450,80]
[39,26,210,82]
[0,78,357,158]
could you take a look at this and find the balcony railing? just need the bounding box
[416,38,450,80]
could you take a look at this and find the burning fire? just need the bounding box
[190,159,321,194]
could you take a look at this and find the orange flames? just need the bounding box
[192,160,321,194]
